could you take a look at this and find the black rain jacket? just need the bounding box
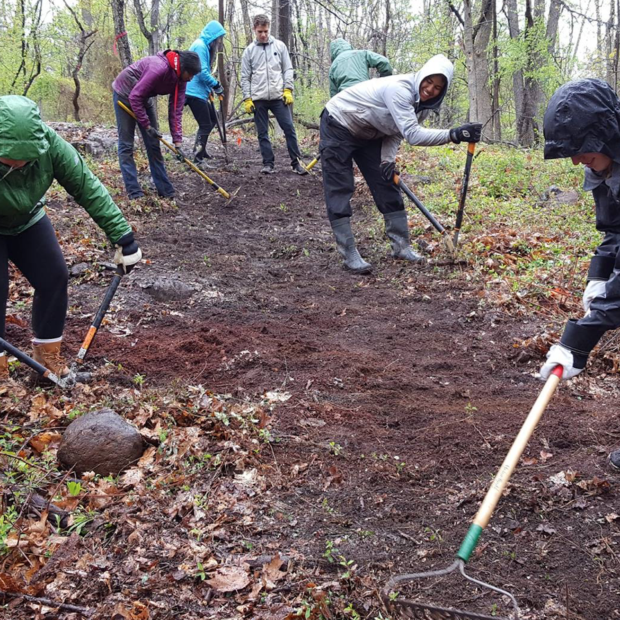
[543,79,620,357]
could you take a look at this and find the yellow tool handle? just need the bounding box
[116,99,230,200]
[306,156,319,171]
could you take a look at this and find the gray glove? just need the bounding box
[145,126,162,140]
[582,280,607,315]
[175,146,187,162]
[212,83,224,96]
[539,344,585,381]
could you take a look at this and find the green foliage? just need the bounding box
[67,481,82,497]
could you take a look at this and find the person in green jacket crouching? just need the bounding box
[0,96,141,384]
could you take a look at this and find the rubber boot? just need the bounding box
[330,218,372,274]
[383,211,425,263]
[32,340,70,377]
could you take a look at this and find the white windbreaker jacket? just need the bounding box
[325,54,454,161]
[241,36,294,101]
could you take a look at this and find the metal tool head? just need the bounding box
[382,560,519,620]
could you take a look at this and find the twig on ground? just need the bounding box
[0,590,93,616]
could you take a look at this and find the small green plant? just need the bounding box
[344,603,361,619]
[323,539,336,562]
[133,373,146,386]
[195,561,207,581]
[329,441,343,456]
[202,255,211,267]
[67,407,85,420]
[279,202,288,212]
[66,481,82,497]
[321,497,335,515]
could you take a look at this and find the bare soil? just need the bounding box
[4,139,620,619]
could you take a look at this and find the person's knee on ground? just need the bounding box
[383,210,425,263]
[330,217,372,274]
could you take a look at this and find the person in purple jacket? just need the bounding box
[112,50,201,200]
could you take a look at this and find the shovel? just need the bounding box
[117,100,231,200]
[394,174,455,252]
[382,365,564,619]
[0,267,125,389]
[453,142,476,251]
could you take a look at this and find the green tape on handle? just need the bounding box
[457,524,483,562]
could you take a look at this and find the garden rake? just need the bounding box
[382,365,564,620]
[117,100,231,199]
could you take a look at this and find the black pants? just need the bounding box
[0,215,69,339]
[319,110,404,221]
[254,99,302,168]
[185,95,217,160]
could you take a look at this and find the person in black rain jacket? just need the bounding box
[540,78,620,469]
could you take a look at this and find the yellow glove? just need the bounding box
[283,89,294,106]
[244,98,255,114]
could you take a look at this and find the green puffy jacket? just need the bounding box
[0,95,131,242]
[328,39,393,98]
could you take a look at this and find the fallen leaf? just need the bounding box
[206,565,250,592]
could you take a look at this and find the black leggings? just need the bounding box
[185,95,217,159]
[0,215,69,339]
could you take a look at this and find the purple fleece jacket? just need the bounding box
[112,52,186,143]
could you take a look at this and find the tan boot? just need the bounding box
[0,355,8,380]
[32,341,70,377]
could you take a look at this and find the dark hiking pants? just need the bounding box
[319,109,404,222]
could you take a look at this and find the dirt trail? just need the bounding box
[8,142,620,618]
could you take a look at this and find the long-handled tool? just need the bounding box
[394,173,455,252]
[0,267,126,389]
[0,337,67,387]
[67,266,124,381]
[306,154,320,171]
[383,365,564,620]
[453,141,476,251]
[117,100,231,200]
[214,95,230,163]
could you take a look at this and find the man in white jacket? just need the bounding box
[320,54,482,274]
[241,14,307,175]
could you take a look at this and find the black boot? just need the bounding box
[330,218,372,274]
[383,211,425,263]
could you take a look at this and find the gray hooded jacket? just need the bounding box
[325,54,453,161]
[241,36,294,101]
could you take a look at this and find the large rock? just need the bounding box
[58,408,144,476]
[141,277,196,302]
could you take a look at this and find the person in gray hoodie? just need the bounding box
[320,54,481,274]
[241,14,307,175]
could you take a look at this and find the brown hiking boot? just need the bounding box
[32,341,70,377]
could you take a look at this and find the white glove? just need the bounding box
[539,344,584,381]
[582,280,607,315]
[114,233,142,274]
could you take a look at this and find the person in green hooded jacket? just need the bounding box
[0,96,141,384]
[329,39,393,98]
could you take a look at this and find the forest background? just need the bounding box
[1,0,617,148]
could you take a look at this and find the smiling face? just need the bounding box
[419,74,446,102]
[571,152,612,173]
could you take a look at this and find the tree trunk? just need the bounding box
[111,0,132,67]
[462,0,494,136]
[505,0,524,141]
[278,0,291,50]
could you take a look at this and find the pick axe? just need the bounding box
[393,173,455,252]
[117,99,231,200]
[452,141,476,251]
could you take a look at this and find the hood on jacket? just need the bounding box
[0,95,49,161]
[200,20,226,47]
[330,38,353,62]
[412,54,453,111]
[544,79,620,163]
